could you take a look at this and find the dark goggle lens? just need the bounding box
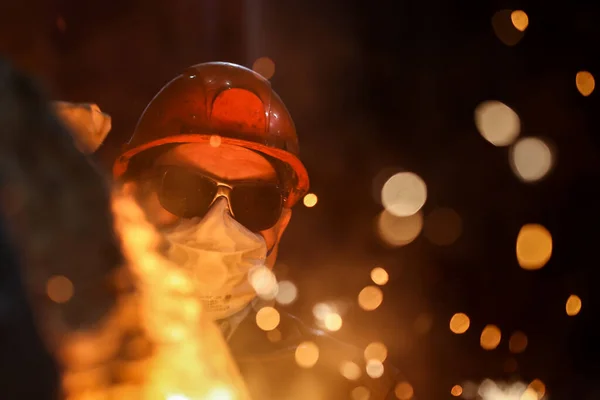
[230,184,283,232]
[158,168,217,219]
[157,167,284,232]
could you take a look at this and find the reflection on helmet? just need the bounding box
[114,62,309,207]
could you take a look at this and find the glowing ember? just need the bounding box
[370,267,389,285]
[255,306,281,331]
[511,10,529,31]
[358,285,384,311]
[364,342,388,363]
[516,224,552,270]
[566,294,582,316]
[394,382,414,399]
[381,172,427,217]
[365,359,384,378]
[451,384,462,397]
[46,275,74,303]
[339,361,362,380]
[295,341,319,368]
[324,312,343,331]
[480,325,502,350]
[576,71,595,96]
[449,313,470,334]
[303,193,318,207]
[252,57,276,79]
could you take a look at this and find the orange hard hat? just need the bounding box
[113,62,309,207]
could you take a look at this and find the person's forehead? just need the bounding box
[155,142,277,181]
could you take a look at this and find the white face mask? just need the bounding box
[164,198,267,320]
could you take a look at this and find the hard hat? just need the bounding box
[113,62,309,207]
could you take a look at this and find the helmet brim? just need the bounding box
[113,134,309,207]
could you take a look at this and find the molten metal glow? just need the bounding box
[59,189,252,400]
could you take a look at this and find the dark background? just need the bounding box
[2,1,600,398]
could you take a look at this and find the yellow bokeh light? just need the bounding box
[381,172,427,217]
[509,331,528,354]
[480,325,502,350]
[475,100,520,146]
[295,341,319,368]
[576,71,595,96]
[377,210,423,247]
[312,302,333,321]
[255,306,280,331]
[371,267,389,285]
[451,385,463,397]
[511,10,529,31]
[516,224,552,270]
[528,379,546,398]
[209,135,221,148]
[266,329,282,342]
[358,286,384,311]
[339,361,362,381]
[424,207,462,246]
[275,280,298,305]
[366,359,384,379]
[206,387,234,400]
[510,137,553,182]
[252,56,275,79]
[394,382,414,400]
[47,275,74,303]
[303,193,318,208]
[351,386,370,400]
[449,313,470,334]
[364,342,388,363]
[324,313,343,331]
[566,294,582,316]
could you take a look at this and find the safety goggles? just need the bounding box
[151,165,285,232]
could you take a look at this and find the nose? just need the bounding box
[210,187,235,217]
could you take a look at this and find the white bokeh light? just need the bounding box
[475,100,520,146]
[510,137,553,182]
[381,172,427,217]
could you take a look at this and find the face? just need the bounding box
[137,142,292,268]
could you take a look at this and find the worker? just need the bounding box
[113,62,403,399]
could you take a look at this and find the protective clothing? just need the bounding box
[227,308,403,400]
[165,199,268,320]
[113,62,309,206]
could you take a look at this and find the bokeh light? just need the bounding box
[351,386,370,400]
[366,359,384,378]
[312,302,334,321]
[511,10,529,31]
[381,172,427,217]
[255,306,280,331]
[377,210,423,247]
[480,325,502,350]
[474,100,520,146]
[510,137,553,182]
[566,294,582,316]
[371,267,389,285]
[576,70,595,96]
[266,329,282,343]
[424,207,462,246]
[324,312,343,331]
[252,56,275,79]
[451,385,463,397]
[527,379,546,398]
[339,361,362,381]
[303,193,318,207]
[492,9,526,46]
[364,342,388,363]
[449,313,470,334]
[46,275,74,303]
[295,341,319,368]
[358,285,384,311]
[209,135,221,148]
[394,382,414,400]
[275,280,298,305]
[516,224,553,270]
[509,331,528,354]
[248,266,279,300]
